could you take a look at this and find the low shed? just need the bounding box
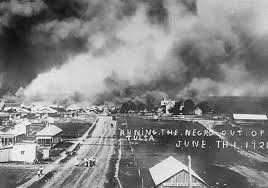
[233,114,267,124]
[149,156,207,188]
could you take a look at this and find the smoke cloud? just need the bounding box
[1,0,268,107]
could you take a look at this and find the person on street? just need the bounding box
[84,157,88,167]
[92,158,96,166]
[89,157,93,167]
[40,166,44,175]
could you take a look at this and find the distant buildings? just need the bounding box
[149,156,207,188]
[31,105,58,118]
[66,104,82,117]
[0,101,102,163]
[160,99,176,115]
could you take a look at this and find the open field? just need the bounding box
[0,165,39,188]
[56,122,92,139]
[213,122,268,155]
[117,116,268,188]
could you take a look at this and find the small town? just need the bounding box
[0,97,267,188]
[0,0,268,187]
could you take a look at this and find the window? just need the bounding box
[21,151,25,155]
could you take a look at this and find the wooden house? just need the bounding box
[36,125,62,147]
[149,156,208,188]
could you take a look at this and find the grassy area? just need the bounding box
[56,122,92,139]
[0,167,37,188]
[117,116,255,188]
[28,170,57,188]
[104,141,120,188]
[213,122,268,154]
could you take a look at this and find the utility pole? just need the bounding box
[188,155,192,188]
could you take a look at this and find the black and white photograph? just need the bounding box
[0,0,268,187]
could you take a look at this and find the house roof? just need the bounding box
[149,156,206,186]
[0,128,25,137]
[6,107,31,113]
[233,114,268,120]
[0,101,4,110]
[4,103,21,108]
[5,128,24,136]
[66,104,81,111]
[32,106,57,114]
[36,125,62,136]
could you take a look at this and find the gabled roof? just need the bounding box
[149,156,206,186]
[36,125,62,137]
[233,114,267,120]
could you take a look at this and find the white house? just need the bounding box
[36,125,62,147]
[0,122,27,148]
[0,121,36,163]
[160,99,176,115]
[0,142,37,163]
[66,104,81,117]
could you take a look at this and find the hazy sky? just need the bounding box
[1,0,268,105]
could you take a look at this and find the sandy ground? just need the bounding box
[41,116,116,188]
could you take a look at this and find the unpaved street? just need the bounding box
[19,116,116,188]
[41,116,116,188]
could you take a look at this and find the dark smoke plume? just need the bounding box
[1,0,268,108]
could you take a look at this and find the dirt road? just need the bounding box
[41,116,116,188]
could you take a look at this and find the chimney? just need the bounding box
[188,155,192,188]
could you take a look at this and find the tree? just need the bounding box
[196,101,213,114]
[119,101,137,113]
[182,99,195,114]
[169,101,183,115]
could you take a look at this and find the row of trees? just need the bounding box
[118,99,215,115]
[169,99,214,115]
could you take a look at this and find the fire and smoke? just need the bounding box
[1,0,268,107]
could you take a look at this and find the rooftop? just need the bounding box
[149,156,206,186]
[233,114,268,120]
[36,125,62,137]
